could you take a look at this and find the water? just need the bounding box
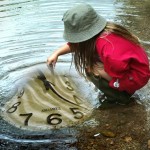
[0,0,150,149]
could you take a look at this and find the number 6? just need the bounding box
[47,113,62,125]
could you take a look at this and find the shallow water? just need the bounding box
[0,0,150,149]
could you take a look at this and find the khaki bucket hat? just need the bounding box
[62,3,107,43]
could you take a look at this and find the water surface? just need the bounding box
[0,0,150,149]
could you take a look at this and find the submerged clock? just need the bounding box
[2,63,94,130]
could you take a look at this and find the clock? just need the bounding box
[2,63,94,131]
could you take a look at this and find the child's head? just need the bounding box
[62,4,140,76]
[62,3,107,43]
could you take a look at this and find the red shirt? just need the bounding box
[96,32,150,94]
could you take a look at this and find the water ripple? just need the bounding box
[0,0,150,148]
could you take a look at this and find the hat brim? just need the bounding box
[63,15,107,43]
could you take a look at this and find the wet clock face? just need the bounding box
[2,65,93,130]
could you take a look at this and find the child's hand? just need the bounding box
[47,44,71,67]
[47,53,58,67]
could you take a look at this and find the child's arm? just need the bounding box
[47,44,71,66]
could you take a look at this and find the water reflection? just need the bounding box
[2,63,94,131]
[0,0,150,149]
[115,0,150,51]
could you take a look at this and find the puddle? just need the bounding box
[2,63,94,131]
[0,0,150,149]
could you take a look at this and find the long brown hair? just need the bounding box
[69,22,140,76]
[105,22,140,45]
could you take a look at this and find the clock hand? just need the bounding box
[37,70,55,90]
[37,70,87,109]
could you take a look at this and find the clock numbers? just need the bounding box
[73,95,83,105]
[63,75,74,91]
[63,76,84,106]
[65,81,74,91]
[47,113,62,125]
[19,113,33,126]
[6,102,21,113]
[70,108,84,119]
[17,89,24,98]
[6,101,85,127]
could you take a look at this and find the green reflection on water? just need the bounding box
[115,0,150,54]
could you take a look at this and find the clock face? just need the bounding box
[2,64,93,130]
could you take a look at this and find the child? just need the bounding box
[47,3,150,107]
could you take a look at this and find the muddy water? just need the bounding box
[115,0,150,52]
[0,0,150,149]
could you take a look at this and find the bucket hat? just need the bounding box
[62,3,107,43]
